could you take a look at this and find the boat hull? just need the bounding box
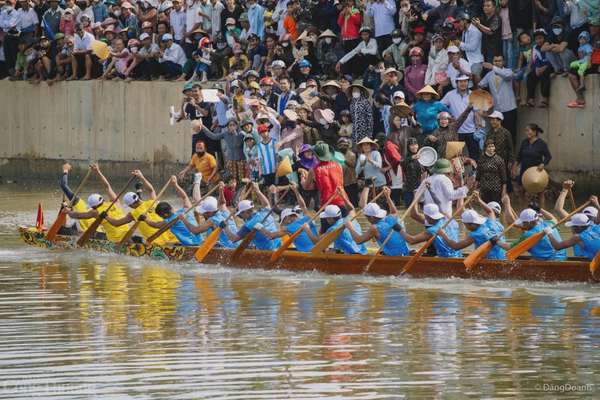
[18,227,598,283]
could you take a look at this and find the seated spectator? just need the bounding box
[545,16,575,76]
[567,31,595,108]
[69,23,100,80]
[158,33,186,80]
[336,26,378,78]
[130,32,161,80]
[382,29,409,72]
[526,29,552,108]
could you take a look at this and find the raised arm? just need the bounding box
[383,187,398,215]
[290,182,308,214]
[252,182,271,208]
[475,191,495,220]
[132,169,156,200]
[172,175,192,209]
[91,163,117,201]
[501,194,518,225]
[554,180,573,219]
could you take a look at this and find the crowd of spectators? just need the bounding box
[1,0,599,207]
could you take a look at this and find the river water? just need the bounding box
[1,184,599,399]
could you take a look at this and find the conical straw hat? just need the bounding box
[522,167,549,194]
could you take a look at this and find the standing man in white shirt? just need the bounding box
[0,0,20,72]
[69,23,96,80]
[457,12,483,84]
[185,0,203,56]
[441,74,479,159]
[365,0,396,55]
[210,0,224,39]
[159,33,187,80]
[420,159,469,216]
[169,0,186,45]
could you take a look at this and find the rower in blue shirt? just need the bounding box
[546,213,600,260]
[476,193,505,237]
[302,188,367,255]
[438,209,510,260]
[176,183,239,249]
[343,187,409,256]
[513,208,567,261]
[400,203,463,258]
[146,176,203,246]
[252,183,315,252]
[222,182,282,251]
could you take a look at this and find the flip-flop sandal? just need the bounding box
[539,101,548,108]
[567,100,585,108]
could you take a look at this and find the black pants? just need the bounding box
[343,39,360,53]
[4,34,20,71]
[376,35,392,56]
[502,108,518,146]
[459,132,480,160]
[344,183,359,207]
[526,68,551,100]
[480,188,502,203]
[342,54,379,78]
[132,59,160,80]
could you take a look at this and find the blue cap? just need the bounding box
[298,59,311,68]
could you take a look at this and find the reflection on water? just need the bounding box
[1,186,600,398]
[1,251,600,399]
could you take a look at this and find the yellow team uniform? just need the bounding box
[73,198,104,233]
[129,200,178,246]
[95,202,130,242]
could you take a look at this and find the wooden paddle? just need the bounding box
[269,194,338,263]
[506,200,592,261]
[146,184,220,244]
[310,190,387,256]
[194,183,253,263]
[401,192,477,275]
[464,220,518,271]
[362,185,427,273]
[45,169,92,241]
[117,179,172,246]
[230,188,290,261]
[589,251,600,275]
[77,175,136,247]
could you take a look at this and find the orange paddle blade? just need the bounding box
[45,211,67,241]
[506,231,545,261]
[590,251,600,274]
[401,235,435,275]
[464,241,493,270]
[231,230,257,260]
[270,229,302,262]
[310,226,343,256]
[195,227,222,262]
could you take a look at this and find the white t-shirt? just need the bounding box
[74,31,95,52]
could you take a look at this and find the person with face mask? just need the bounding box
[545,16,576,76]
[245,0,265,40]
[347,83,373,144]
[336,26,378,78]
[382,29,409,71]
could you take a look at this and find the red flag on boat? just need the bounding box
[36,203,44,231]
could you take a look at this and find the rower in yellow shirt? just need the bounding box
[65,164,130,242]
[58,163,103,233]
[103,170,177,246]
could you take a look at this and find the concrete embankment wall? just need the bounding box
[0,81,191,183]
[0,77,599,191]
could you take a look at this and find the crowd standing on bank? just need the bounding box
[2,0,600,213]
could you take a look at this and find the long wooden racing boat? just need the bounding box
[18,226,599,283]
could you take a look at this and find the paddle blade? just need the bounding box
[231,230,257,260]
[36,203,44,231]
[310,227,343,256]
[45,211,67,241]
[590,251,600,274]
[464,241,493,271]
[506,231,544,261]
[118,221,140,246]
[270,229,302,262]
[195,227,221,263]
[76,217,104,247]
[401,235,435,275]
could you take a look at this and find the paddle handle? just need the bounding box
[349,189,387,223]
[551,200,591,230]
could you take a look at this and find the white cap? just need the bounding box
[139,32,150,41]
[515,208,538,225]
[565,213,591,227]
[271,60,285,68]
[87,193,104,208]
[583,206,598,218]
[489,111,504,121]
[423,203,444,220]
[123,192,140,207]
[197,196,218,214]
[363,203,387,219]
[455,74,470,81]
[487,201,501,214]
[161,33,173,41]
[320,205,341,219]
[447,45,460,53]
[236,199,254,216]
[461,209,486,225]
[393,90,405,99]
[292,205,303,214]
[280,208,298,221]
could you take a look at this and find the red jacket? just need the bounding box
[337,8,362,41]
[314,161,345,207]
